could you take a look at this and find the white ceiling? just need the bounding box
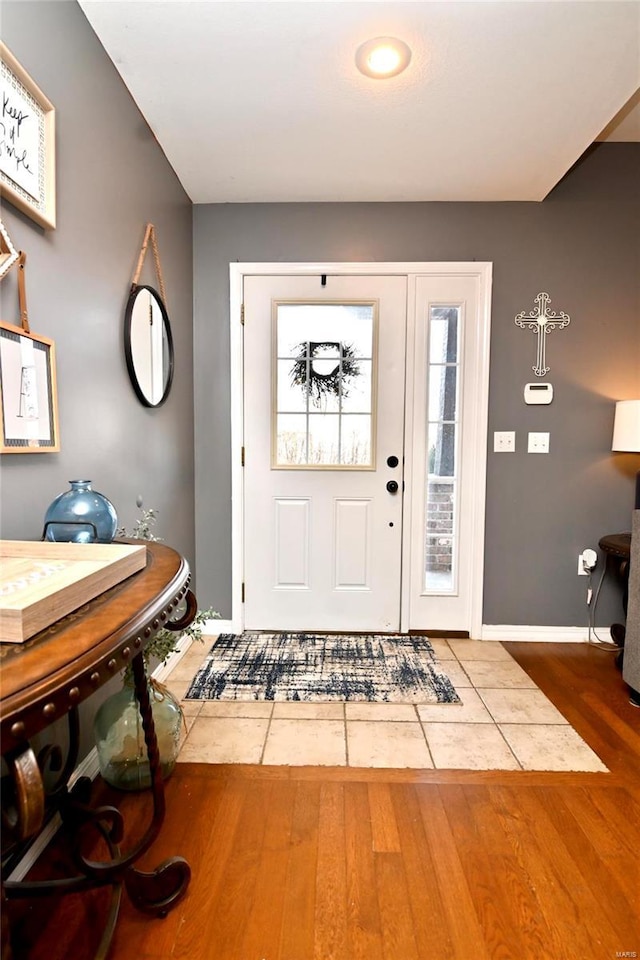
[79,0,640,203]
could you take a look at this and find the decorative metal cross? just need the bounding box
[515,292,570,377]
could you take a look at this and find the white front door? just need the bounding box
[235,263,491,637]
[243,274,408,632]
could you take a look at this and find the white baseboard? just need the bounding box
[166,622,598,649]
[481,624,594,643]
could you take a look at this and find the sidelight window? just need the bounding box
[424,306,461,593]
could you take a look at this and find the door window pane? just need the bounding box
[340,360,372,413]
[425,481,455,591]
[276,414,307,464]
[308,414,339,465]
[428,421,456,477]
[424,306,461,593]
[428,366,457,423]
[429,308,458,363]
[277,360,307,412]
[274,302,376,468]
[340,415,372,465]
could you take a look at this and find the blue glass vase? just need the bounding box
[43,479,117,543]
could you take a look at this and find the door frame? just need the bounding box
[229,262,493,636]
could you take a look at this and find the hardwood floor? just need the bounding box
[6,643,640,960]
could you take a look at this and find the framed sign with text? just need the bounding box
[0,43,56,230]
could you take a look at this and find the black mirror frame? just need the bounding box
[124,283,174,408]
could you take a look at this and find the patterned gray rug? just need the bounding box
[185,632,460,703]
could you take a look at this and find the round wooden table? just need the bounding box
[1,541,196,959]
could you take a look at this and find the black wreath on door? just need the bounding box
[290,341,361,407]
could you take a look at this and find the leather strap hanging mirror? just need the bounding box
[124,224,174,408]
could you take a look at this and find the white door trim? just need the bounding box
[229,262,492,635]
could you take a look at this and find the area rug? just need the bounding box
[184,632,461,703]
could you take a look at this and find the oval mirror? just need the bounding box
[124,284,174,407]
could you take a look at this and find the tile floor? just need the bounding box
[164,636,608,772]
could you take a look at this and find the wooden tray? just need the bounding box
[0,541,147,643]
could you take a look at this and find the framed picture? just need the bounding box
[0,321,60,452]
[0,43,56,230]
[0,218,19,279]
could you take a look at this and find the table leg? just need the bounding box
[2,653,191,956]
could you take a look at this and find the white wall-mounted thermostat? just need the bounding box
[524,382,553,405]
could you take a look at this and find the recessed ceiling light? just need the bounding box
[355,37,412,79]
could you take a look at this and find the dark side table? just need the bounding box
[1,541,196,959]
[598,532,631,649]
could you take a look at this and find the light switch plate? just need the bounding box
[494,431,515,452]
[528,431,550,453]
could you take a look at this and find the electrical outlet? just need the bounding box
[494,431,515,452]
[578,550,598,575]
[528,431,550,453]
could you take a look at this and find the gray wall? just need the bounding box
[0,1,195,756]
[193,143,640,628]
[1,1,195,562]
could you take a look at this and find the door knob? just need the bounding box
[386,480,399,494]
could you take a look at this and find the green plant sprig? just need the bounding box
[117,507,163,543]
[118,505,219,676]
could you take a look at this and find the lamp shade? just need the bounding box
[612,400,640,453]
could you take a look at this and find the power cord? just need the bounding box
[586,556,621,651]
